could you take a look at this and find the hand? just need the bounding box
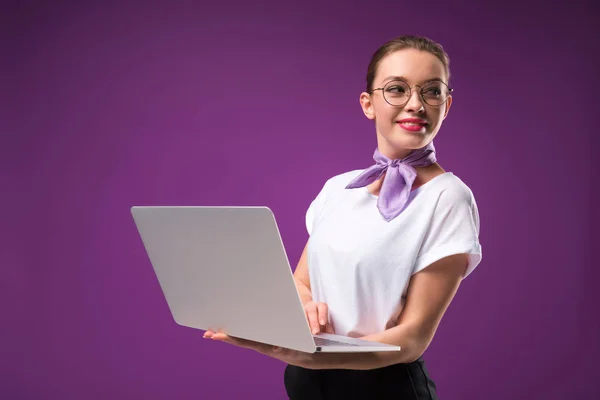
[203,330,312,368]
[303,301,334,335]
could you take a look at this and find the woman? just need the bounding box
[204,35,483,400]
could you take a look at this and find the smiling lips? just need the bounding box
[397,118,428,132]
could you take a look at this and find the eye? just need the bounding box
[386,85,407,94]
[423,87,442,97]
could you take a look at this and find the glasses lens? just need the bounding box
[383,80,450,106]
[383,80,410,106]
[421,81,449,106]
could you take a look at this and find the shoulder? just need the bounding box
[431,172,477,203]
[426,174,481,232]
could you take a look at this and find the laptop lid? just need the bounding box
[131,206,318,353]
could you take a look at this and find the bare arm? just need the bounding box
[302,253,469,370]
[293,242,313,305]
[293,241,334,334]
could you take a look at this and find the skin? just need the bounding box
[205,48,469,370]
[363,48,452,195]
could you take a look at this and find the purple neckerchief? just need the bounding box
[345,142,437,222]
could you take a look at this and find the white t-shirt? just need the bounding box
[305,170,482,338]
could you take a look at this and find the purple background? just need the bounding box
[3,0,599,398]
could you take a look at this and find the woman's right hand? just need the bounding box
[303,301,334,335]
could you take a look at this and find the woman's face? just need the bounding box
[360,48,452,159]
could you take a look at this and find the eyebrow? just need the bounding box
[381,76,444,84]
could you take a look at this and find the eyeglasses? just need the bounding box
[369,80,453,107]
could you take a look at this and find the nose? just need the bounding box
[404,87,425,112]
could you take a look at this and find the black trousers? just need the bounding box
[284,357,438,400]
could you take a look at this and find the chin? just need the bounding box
[387,133,430,150]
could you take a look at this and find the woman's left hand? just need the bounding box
[203,330,313,368]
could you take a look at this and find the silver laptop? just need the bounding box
[131,206,401,353]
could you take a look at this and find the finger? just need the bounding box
[211,333,247,347]
[317,303,328,327]
[210,332,229,341]
[212,333,245,345]
[306,305,320,334]
[325,323,335,334]
[212,333,267,352]
[210,333,289,358]
[305,309,319,335]
[203,330,215,338]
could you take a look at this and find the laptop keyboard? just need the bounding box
[314,337,359,347]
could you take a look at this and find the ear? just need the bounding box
[442,95,452,120]
[360,92,376,120]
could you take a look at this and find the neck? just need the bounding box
[366,163,444,196]
[376,134,429,160]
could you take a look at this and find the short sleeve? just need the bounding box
[305,179,332,236]
[413,187,483,279]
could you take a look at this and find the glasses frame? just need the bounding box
[369,80,453,107]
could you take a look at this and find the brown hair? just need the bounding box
[366,35,451,92]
